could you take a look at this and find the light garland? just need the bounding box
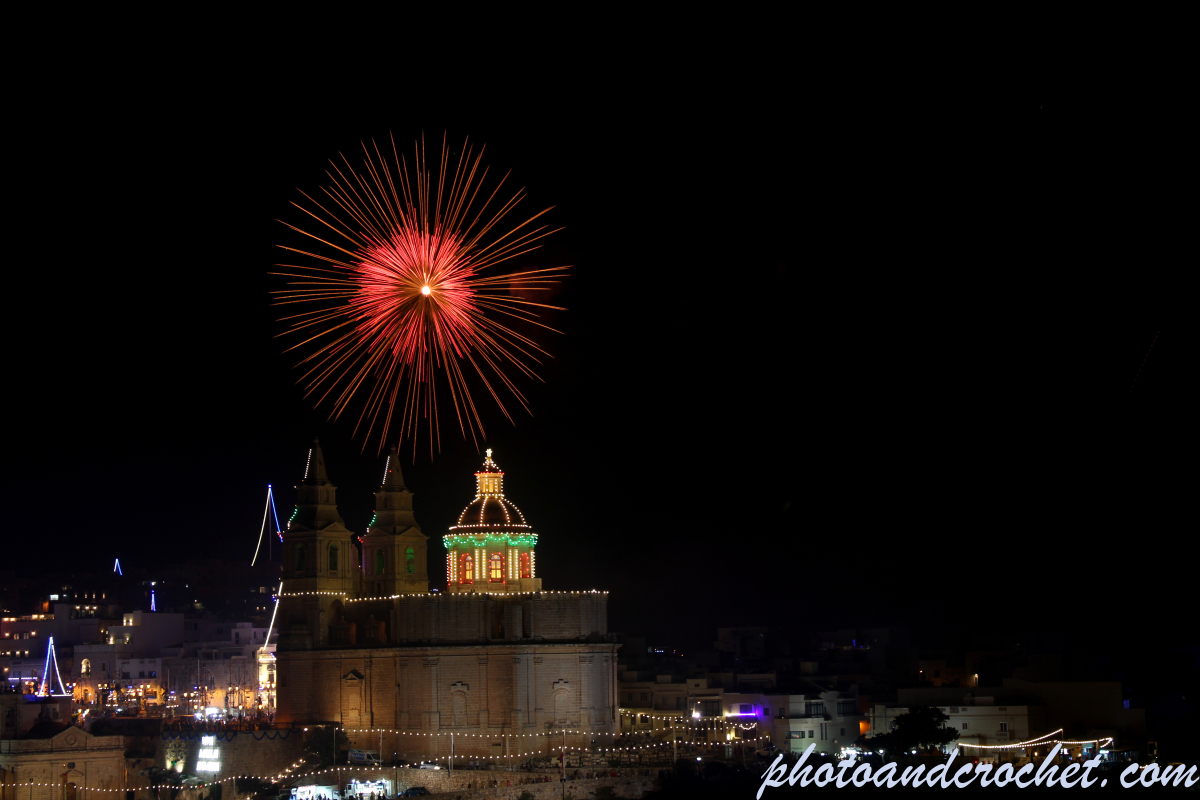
[7,738,760,795]
[957,735,1114,751]
[342,726,726,740]
[342,728,769,752]
[619,710,755,731]
[280,590,606,599]
[951,729,1059,750]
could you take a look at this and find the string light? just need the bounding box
[279,590,607,599]
[4,734,773,791]
[957,732,1115,751]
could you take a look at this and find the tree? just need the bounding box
[857,706,958,755]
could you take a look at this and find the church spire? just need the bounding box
[290,439,345,531]
[381,446,406,489]
[304,438,331,485]
[371,446,418,532]
[363,446,427,596]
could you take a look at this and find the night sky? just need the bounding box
[11,66,1187,653]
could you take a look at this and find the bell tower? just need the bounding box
[281,439,357,595]
[278,439,356,648]
[360,446,429,596]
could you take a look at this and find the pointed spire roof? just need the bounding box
[289,438,347,532]
[370,445,419,534]
[381,446,406,489]
[304,438,331,485]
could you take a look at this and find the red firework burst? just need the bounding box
[273,133,566,456]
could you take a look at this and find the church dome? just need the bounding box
[454,495,528,528]
[447,450,531,533]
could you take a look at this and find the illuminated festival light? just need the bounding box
[273,133,567,456]
[36,636,70,696]
[252,485,286,564]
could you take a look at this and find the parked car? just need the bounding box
[399,788,430,797]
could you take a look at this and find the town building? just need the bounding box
[618,673,865,755]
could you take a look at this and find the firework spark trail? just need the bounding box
[273,133,567,458]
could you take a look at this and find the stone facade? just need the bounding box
[0,727,125,800]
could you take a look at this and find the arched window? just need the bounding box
[295,544,306,572]
[375,549,385,575]
[406,546,415,575]
[459,552,473,584]
[519,552,531,579]
[489,552,503,581]
[80,659,92,676]
[329,544,338,571]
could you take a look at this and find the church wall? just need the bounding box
[278,643,619,758]
[328,593,608,644]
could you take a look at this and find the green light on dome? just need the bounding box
[442,532,538,550]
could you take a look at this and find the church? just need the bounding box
[274,443,618,761]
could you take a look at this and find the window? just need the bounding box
[406,547,415,575]
[459,553,473,583]
[739,704,752,714]
[962,722,968,730]
[806,703,825,717]
[837,700,856,715]
[840,728,846,736]
[1000,722,1008,732]
[489,553,503,581]
[520,552,531,579]
[329,545,338,571]
[640,693,649,702]
[81,659,91,676]
[375,550,385,575]
[295,544,306,572]
[765,706,770,717]
[808,730,814,739]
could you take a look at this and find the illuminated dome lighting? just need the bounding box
[448,449,531,532]
[444,449,541,592]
